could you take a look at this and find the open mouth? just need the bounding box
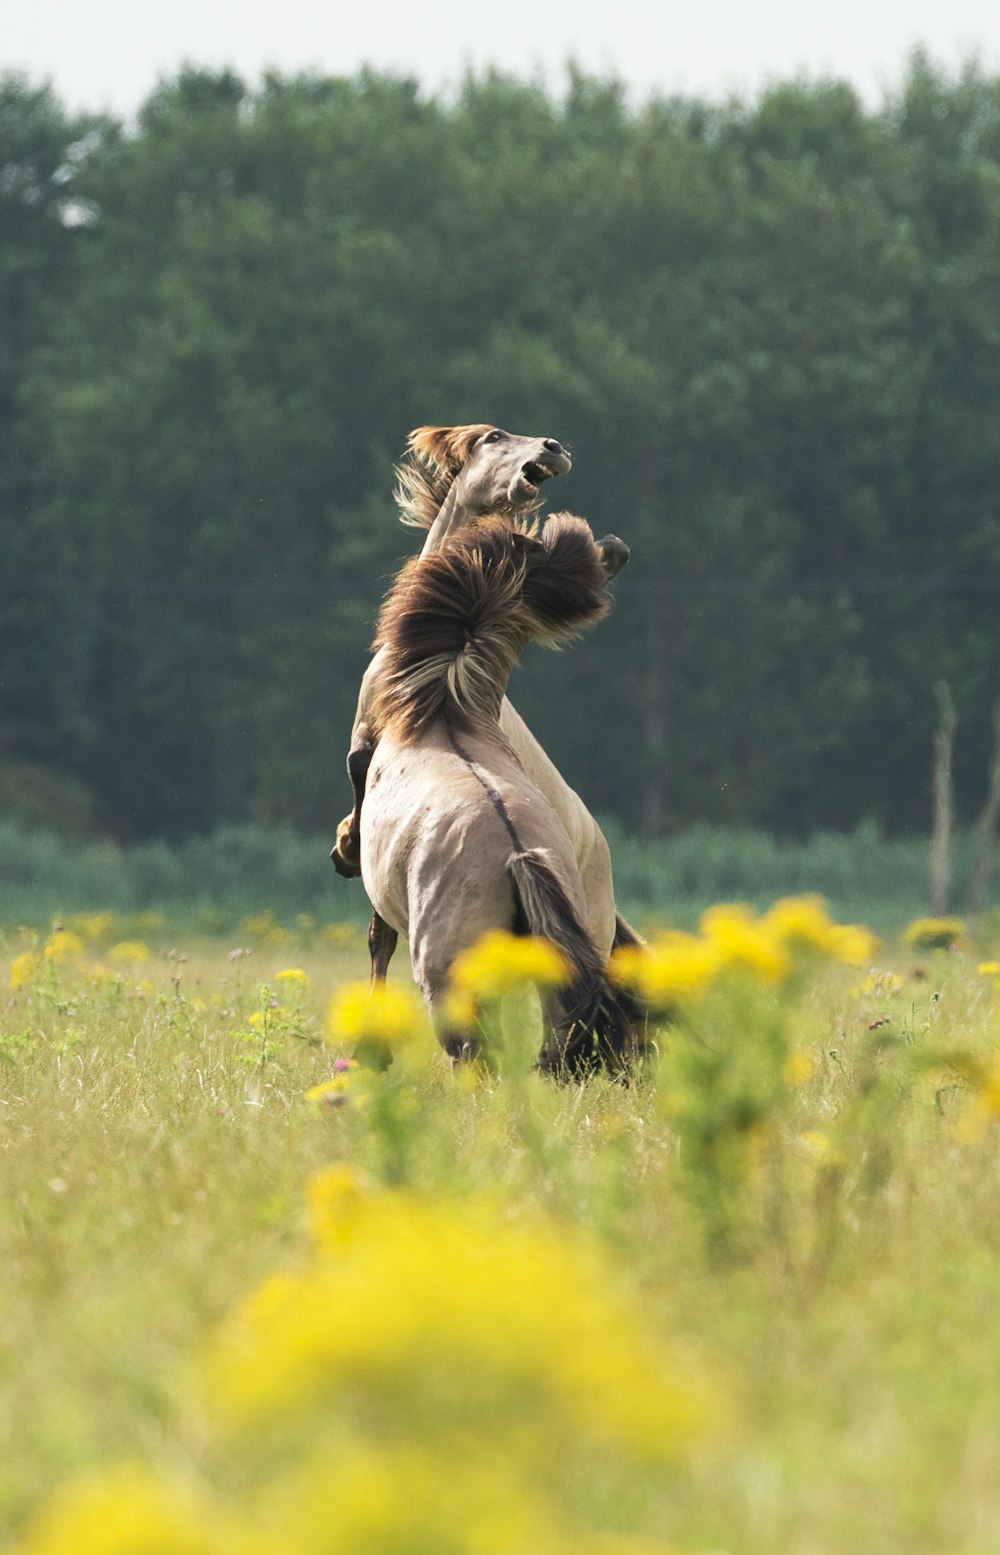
[520,460,551,495]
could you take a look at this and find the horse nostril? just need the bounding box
[542,439,563,455]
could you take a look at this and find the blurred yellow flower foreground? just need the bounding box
[612,894,878,1011]
[16,1170,717,1555]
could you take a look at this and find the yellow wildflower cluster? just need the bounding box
[611,929,721,1008]
[108,940,152,966]
[450,929,571,1001]
[275,967,308,990]
[320,921,366,951]
[207,1170,713,1454]
[66,911,118,944]
[612,895,878,1012]
[15,1174,711,1555]
[240,910,293,948]
[16,1464,228,1555]
[43,928,85,964]
[325,980,427,1050]
[9,950,40,991]
[902,915,967,952]
[954,1055,1000,1141]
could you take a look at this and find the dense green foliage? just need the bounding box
[0,817,984,932]
[4,55,1000,840]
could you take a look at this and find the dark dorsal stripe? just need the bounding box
[447,727,523,855]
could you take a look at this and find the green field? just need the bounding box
[4,903,1000,1554]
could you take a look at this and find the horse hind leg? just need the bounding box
[418,975,487,1068]
[368,909,398,987]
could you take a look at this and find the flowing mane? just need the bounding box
[371,515,612,744]
[393,424,496,529]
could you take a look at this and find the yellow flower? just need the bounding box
[305,1164,367,1249]
[239,910,292,948]
[783,1050,816,1086]
[955,1054,1000,1141]
[321,922,365,950]
[109,940,152,965]
[242,910,279,939]
[14,1463,236,1555]
[449,930,571,1002]
[902,915,967,952]
[249,1006,290,1028]
[611,932,720,1008]
[9,950,39,991]
[276,968,308,989]
[977,961,1000,977]
[67,911,117,943]
[763,894,838,953]
[325,980,426,1049]
[771,896,874,966]
[827,922,880,967]
[203,1187,717,1462]
[440,984,479,1033]
[252,1443,609,1555]
[700,904,790,985]
[43,928,85,964]
[304,1077,354,1112]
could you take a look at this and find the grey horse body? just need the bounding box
[356,513,638,1074]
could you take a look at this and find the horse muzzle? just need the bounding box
[508,440,572,506]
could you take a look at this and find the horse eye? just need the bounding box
[482,429,503,444]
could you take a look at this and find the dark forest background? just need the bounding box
[3,53,1000,846]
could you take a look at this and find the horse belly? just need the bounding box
[358,744,424,935]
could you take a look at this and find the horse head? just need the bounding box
[396,424,572,533]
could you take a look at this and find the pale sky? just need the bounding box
[4,0,999,116]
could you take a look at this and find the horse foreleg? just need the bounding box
[368,909,398,987]
[330,724,375,878]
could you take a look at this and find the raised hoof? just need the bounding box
[330,819,362,879]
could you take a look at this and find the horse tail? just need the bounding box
[506,848,637,1078]
[613,911,644,950]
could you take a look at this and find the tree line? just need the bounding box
[3,54,1000,842]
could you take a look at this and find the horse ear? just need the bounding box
[406,424,494,474]
[406,427,454,470]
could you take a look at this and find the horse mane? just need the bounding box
[371,513,612,744]
[393,424,496,529]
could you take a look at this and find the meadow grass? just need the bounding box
[3,907,1000,1552]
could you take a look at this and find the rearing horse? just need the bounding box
[332,424,640,966]
[360,511,639,1076]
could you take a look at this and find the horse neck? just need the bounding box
[420,473,474,556]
